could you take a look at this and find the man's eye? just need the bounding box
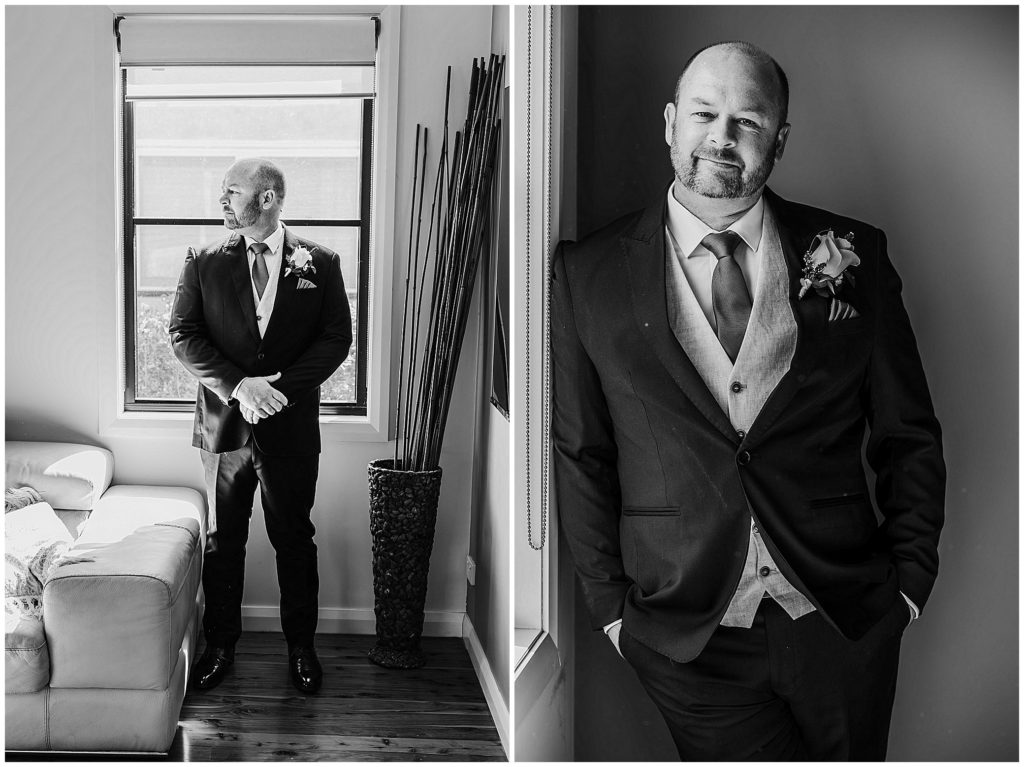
[737,118,759,128]
[693,112,714,120]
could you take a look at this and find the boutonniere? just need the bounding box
[284,246,317,279]
[798,230,860,299]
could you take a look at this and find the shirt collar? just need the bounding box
[243,223,285,257]
[666,184,765,257]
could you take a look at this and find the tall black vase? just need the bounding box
[366,458,443,669]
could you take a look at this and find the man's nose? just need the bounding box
[218,192,228,205]
[707,117,737,147]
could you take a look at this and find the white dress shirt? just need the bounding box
[243,224,285,338]
[665,189,765,325]
[229,224,285,402]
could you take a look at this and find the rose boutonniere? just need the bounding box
[284,246,317,279]
[798,230,859,299]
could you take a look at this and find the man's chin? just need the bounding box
[684,175,744,200]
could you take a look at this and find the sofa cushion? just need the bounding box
[5,612,50,693]
[81,485,207,544]
[6,442,113,511]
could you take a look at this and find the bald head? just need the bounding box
[674,41,789,128]
[230,158,286,201]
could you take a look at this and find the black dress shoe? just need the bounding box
[193,646,234,690]
[288,645,323,693]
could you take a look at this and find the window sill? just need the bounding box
[514,627,543,667]
[100,409,390,442]
[514,630,562,728]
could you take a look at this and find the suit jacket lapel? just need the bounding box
[744,188,828,443]
[227,233,261,344]
[624,191,738,442]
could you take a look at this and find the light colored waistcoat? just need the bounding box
[665,203,815,627]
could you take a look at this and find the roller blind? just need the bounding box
[118,14,377,66]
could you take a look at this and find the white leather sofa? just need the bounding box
[5,441,205,753]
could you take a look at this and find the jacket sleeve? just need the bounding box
[550,243,629,630]
[168,247,247,403]
[275,250,353,401]
[863,229,946,612]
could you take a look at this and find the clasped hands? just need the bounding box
[236,372,288,425]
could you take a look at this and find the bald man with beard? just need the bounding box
[551,42,945,760]
[170,158,352,695]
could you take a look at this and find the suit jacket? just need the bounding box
[551,187,945,663]
[169,226,353,456]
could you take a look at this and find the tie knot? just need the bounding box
[248,242,269,257]
[701,231,742,260]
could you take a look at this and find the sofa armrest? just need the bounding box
[43,487,204,691]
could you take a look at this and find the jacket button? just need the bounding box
[736,429,746,439]
[730,381,744,393]
[737,450,752,465]
[759,566,771,578]
[258,353,265,360]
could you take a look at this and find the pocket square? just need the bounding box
[296,278,317,290]
[828,298,861,321]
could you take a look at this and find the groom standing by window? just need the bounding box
[170,158,352,694]
[551,42,945,759]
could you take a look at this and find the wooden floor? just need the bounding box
[171,632,505,761]
[9,632,505,762]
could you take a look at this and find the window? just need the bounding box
[118,15,378,416]
[514,7,576,760]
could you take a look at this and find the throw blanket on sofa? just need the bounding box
[5,487,72,620]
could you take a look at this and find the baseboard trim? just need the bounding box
[241,606,465,637]
[462,614,510,758]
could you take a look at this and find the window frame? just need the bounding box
[120,68,373,416]
[101,7,401,442]
[514,6,577,761]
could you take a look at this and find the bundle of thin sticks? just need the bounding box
[395,54,505,472]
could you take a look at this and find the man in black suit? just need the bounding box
[170,158,352,693]
[551,42,944,759]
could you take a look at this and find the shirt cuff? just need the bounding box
[603,618,623,634]
[900,591,920,621]
[230,379,244,401]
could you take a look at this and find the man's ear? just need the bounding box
[260,189,277,209]
[664,102,677,148]
[774,123,791,162]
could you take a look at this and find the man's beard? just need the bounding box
[224,195,262,230]
[671,138,775,200]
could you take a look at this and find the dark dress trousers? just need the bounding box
[170,227,352,648]
[551,188,945,757]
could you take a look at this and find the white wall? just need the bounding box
[6,5,494,636]
[466,4,511,707]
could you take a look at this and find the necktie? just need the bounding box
[249,242,270,299]
[703,231,751,363]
